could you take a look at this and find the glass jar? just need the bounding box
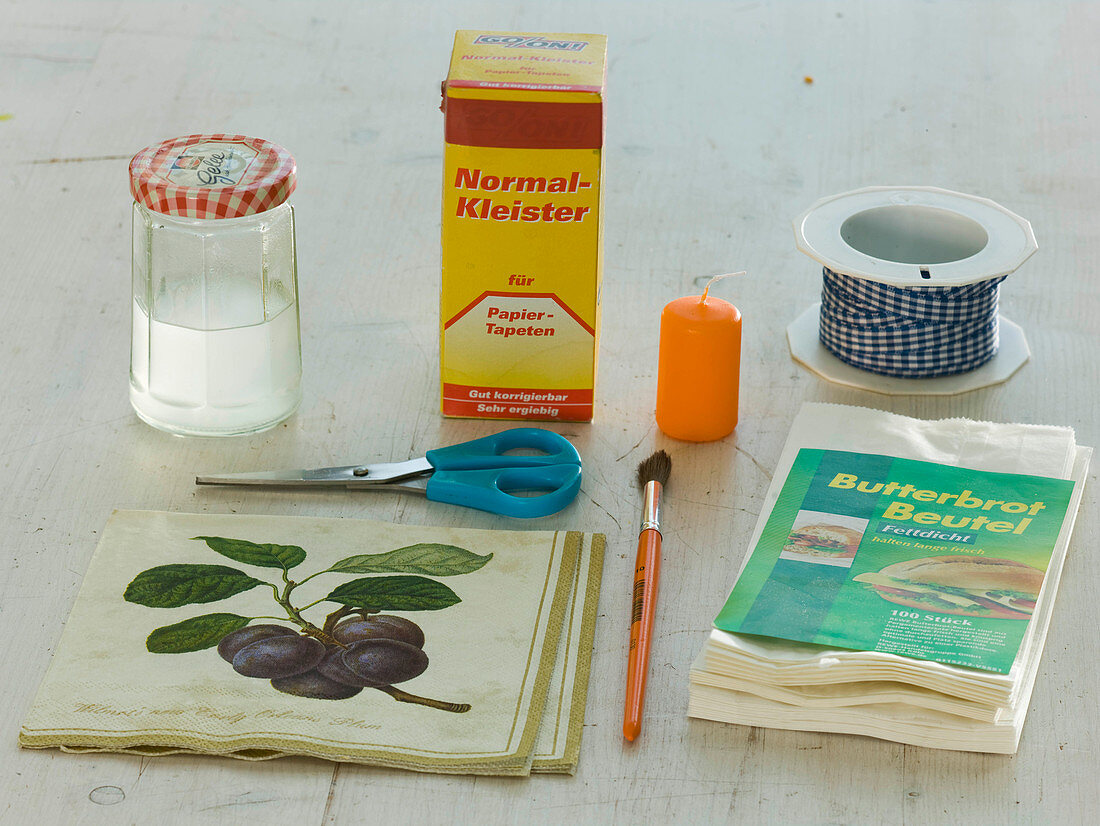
[128,134,302,436]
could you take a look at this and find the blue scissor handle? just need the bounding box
[425,428,581,471]
[425,463,582,518]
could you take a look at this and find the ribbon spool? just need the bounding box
[788,186,1038,396]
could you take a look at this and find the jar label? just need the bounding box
[167,141,259,188]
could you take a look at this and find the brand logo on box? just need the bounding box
[473,34,588,51]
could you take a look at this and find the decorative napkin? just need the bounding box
[533,532,604,773]
[20,511,604,776]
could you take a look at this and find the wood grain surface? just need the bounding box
[1,1,1097,824]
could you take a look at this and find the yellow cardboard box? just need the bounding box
[440,31,607,421]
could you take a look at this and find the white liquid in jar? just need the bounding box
[129,283,301,436]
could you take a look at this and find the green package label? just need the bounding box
[715,449,1075,674]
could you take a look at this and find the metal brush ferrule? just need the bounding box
[639,481,663,534]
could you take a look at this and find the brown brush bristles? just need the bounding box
[637,450,672,488]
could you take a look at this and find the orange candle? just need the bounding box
[655,293,742,441]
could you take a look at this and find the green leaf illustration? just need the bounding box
[124,564,265,608]
[146,613,251,653]
[325,575,461,612]
[328,544,493,577]
[191,536,306,570]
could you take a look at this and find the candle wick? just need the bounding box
[699,270,748,304]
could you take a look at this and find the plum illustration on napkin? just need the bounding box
[123,536,492,712]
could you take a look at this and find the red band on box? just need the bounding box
[445,97,603,149]
[443,384,593,421]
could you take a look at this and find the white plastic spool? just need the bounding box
[788,186,1038,396]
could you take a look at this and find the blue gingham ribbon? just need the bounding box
[818,268,1007,378]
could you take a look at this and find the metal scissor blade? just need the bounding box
[195,457,434,489]
[345,457,433,485]
[196,465,365,487]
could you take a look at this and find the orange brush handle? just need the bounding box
[623,527,662,741]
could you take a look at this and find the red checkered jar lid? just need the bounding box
[129,134,297,219]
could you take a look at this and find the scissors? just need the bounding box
[195,428,582,519]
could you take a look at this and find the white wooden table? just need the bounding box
[2,2,1097,823]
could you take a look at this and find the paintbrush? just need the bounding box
[623,449,672,742]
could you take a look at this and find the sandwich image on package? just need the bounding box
[853,556,1043,620]
[782,524,863,561]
